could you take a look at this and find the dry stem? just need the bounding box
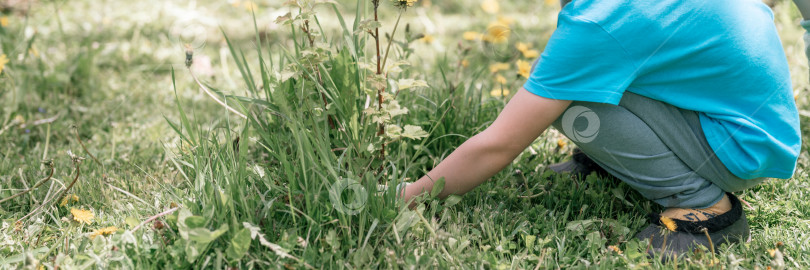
[188,67,248,119]
[17,158,82,223]
[0,161,54,204]
[131,206,180,232]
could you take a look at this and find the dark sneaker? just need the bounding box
[636,192,750,260]
[548,148,611,179]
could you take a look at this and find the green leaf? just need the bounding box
[612,187,634,207]
[226,228,253,261]
[444,195,462,207]
[565,219,597,236]
[177,208,193,240]
[624,240,645,260]
[187,223,229,244]
[124,216,140,229]
[603,219,631,237]
[383,60,411,74]
[395,210,419,236]
[585,231,606,250]
[92,234,106,253]
[0,247,48,264]
[185,240,204,263]
[185,216,207,229]
[366,74,387,90]
[396,79,428,91]
[352,246,374,266]
[274,12,293,25]
[385,124,402,139]
[522,234,536,251]
[325,229,340,251]
[402,125,429,139]
[383,100,409,117]
[354,19,382,35]
[565,219,630,238]
[430,177,445,198]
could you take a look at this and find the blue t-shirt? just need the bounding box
[524,0,801,179]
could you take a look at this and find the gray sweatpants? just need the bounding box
[551,92,766,209]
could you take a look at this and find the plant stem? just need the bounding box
[73,125,106,181]
[381,10,404,71]
[302,20,335,130]
[0,162,54,204]
[41,124,51,169]
[131,206,180,232]
[373,1,387,161]
[74,126,101,167]
[17,159,81,224]
[188,67,247,119]
[55,159,82,205]
[703,228,716,257]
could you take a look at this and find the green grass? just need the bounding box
[1,0,809,268]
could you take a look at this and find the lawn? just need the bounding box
[1,0,809,268]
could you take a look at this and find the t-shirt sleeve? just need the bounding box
[523,15,637,105]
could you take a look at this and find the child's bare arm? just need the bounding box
[401,88,571,202]
[794,0,810,19]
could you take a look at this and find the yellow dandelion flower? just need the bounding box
[90,226,118,239]
[607,245,622,254]
[463,31,481,41]
[419,34,435,43]
[71,208,95,224]
[515,42,531,53]
[659,216,677,232]
[484,22,510,43]
[393,0,419,8]
[0,16,8,27]
[495,74,507,84]
[243,1,258,12]
[497,16,515,26]
[13,115,24,125]
[0,54,8,74]
[490,88,510,97]
[29,47,39,58]
[461,59,469,67]
[544,0,556,6]
[60,194,79,207]
[516,60,531,78]
[557,139,567,149]
[489,62,510,73]
[768,248,778,257]
[522,49,540,59]
[480,0,500,14]
[516,42,540,58]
